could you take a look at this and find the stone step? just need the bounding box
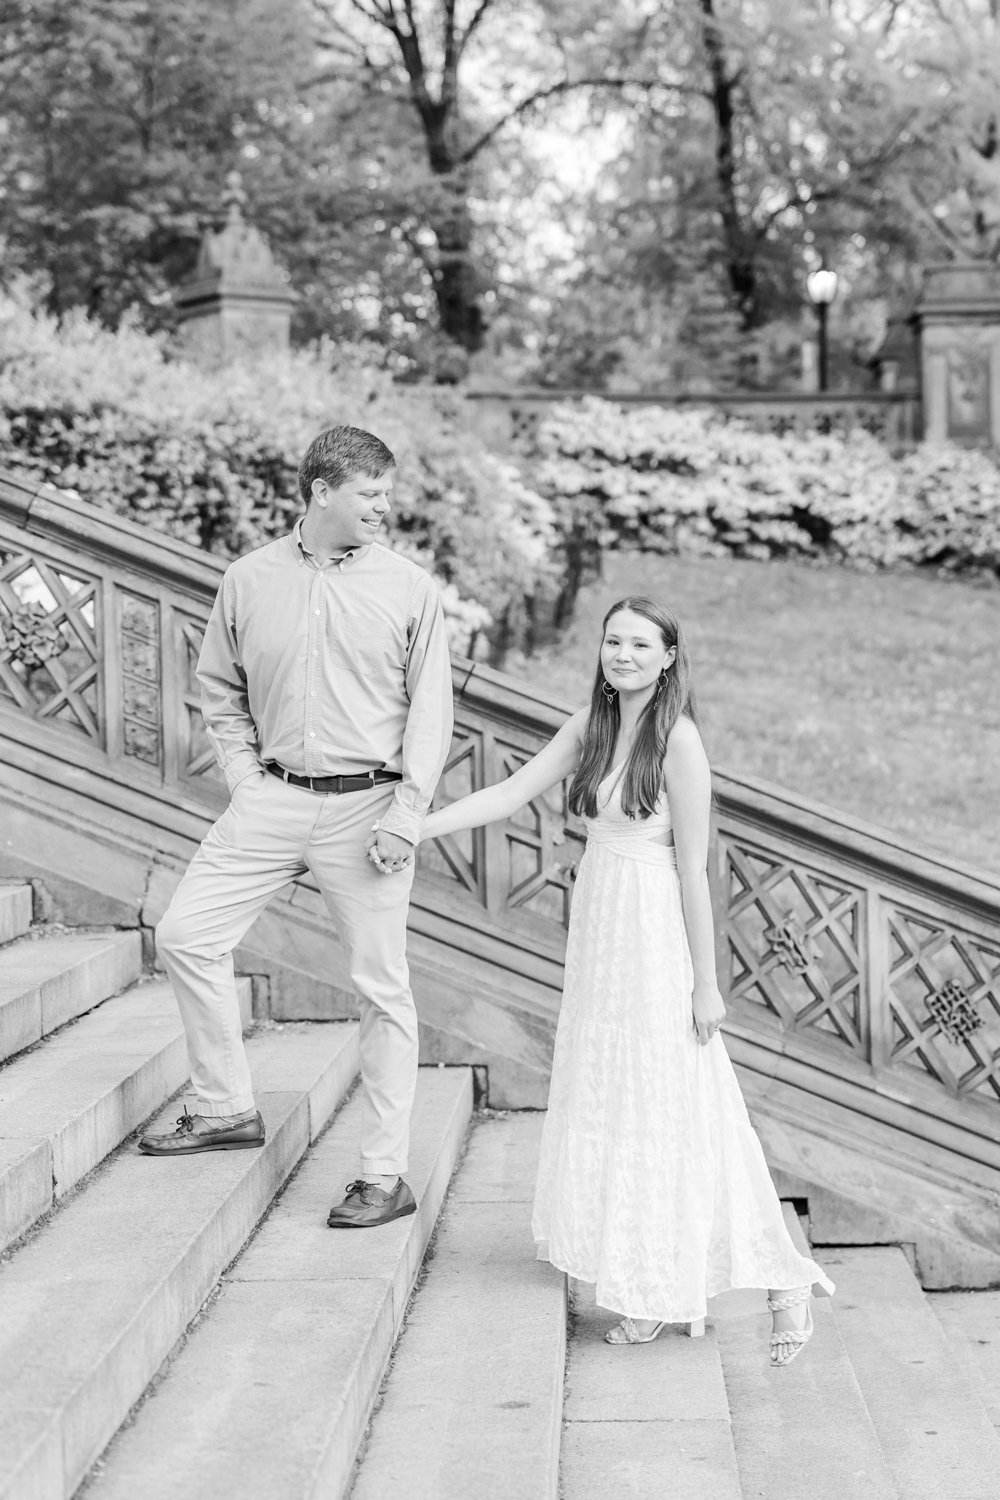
[828,1245,1000,1499]
[0,884,33,946]
[0,930,142,1064]
[353,1114,566,1500]
[0,976,252,1253]
[711,1206,896,1500]
[927,1289,1000,1436]
[82,1066,472,1500]
[0,1022,359,1500]
[562,1284,738,1500]
[745,1072,1000,1287]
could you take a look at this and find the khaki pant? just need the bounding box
[156,773,417,1175]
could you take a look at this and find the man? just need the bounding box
[139,425,454,1230]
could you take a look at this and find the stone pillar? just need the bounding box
[872,313,920,395]
[174,172,296,362]
[914,262,1000,446]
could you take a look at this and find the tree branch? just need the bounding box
[458,75,703,165]
[909,182,974,255]
[455,0,493,62]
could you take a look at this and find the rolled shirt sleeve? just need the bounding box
[379,576,454,845]
[196,571,265,793]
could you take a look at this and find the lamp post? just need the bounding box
[806,267,839,392]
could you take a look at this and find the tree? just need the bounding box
[528,0,1000,387]
[308,0,698,355]
[0,0,308,322]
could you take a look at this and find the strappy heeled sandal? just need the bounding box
[767,1286,814,1368]
[604,1316,704,1344]
[604,1317,669,1345]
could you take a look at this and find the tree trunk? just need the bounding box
[699,0,759,329]
[427,179,484,350]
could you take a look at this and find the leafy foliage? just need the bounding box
[7,0,1000,380]
[0,295,557,657]
[531,397,1000,581]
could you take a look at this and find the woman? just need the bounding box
[375,596,833,1364]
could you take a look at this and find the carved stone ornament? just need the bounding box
[764,913,818,976]
[926,979,985,1043]
[176,171,296,305]
[0,603,69,669]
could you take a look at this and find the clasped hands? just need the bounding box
[365,822,415,875]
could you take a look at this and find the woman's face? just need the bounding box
[601,608,675,697]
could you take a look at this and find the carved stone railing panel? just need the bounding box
[722,834,867,1061]
[2,469,998,1166]
[465,389,922,455]
[884,901,1000,1101]
[119,591,162,767]
[0,473,224,808]
[0,547,103,741]
[417,723,486,902]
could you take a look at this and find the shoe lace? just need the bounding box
[174,1108,195,1136]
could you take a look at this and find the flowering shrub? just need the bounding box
[0,296,557,657]
[531,397,1000,580]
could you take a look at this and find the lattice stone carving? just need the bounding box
[176,613,219,780]
[0,551,101,741]
[926,980,984,1044]
[764,912,820,975]
[419,724,485,901]
[120,591,161,767]
[498,736,582,928]
[885,902,1000,1099]
[722,835,865,1054]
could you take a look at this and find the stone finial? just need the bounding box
[174,170,296,363]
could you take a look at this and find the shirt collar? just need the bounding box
[290,518,370,569]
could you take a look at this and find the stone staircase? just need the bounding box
[1,880,999,1500]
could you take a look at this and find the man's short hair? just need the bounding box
[297,426,396,503]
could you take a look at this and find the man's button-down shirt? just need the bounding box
[196,520,454,844]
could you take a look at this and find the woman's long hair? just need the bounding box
[568,596,700,820]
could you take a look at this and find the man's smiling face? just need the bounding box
[312,469,394,551]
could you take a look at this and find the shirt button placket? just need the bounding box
[306,576,321,774]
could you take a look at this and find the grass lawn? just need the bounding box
[502,551,1000,879]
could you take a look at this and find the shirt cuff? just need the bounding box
[379,795,422,845]
[224,752,264,793]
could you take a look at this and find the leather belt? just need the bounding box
[264,762,402,794]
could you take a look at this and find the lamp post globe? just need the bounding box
[806,268,839,392]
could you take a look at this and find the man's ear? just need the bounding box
[311,478,328,509]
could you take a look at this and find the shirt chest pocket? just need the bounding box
[328,608,406,681]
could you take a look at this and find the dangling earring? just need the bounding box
[655,666,670,697]
[602,681,618,703]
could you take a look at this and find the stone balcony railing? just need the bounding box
[465,388,922,454]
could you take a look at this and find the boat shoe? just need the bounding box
[327,1177,417,1228]
[138,1107,265,1155]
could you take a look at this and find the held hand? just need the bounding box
[692,984,726,1047]
[365,823,414,875]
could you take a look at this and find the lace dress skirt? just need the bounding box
[531,783,834,1323]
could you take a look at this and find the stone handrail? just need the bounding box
[465,387,922,453]
[2,468,998,1172]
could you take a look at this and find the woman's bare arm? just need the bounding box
[664,716,725,1045]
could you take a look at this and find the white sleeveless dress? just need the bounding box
[531,763,835,1323]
